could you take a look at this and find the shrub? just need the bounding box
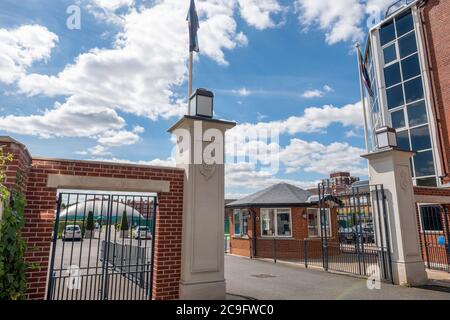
[0,148,27,300]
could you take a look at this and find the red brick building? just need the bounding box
[226,183,339,259]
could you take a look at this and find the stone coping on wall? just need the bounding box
[32,156,183,172]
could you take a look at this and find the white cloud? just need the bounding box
[0,25,58,84]
[97,130,141,147]
[90,156,176,168]
[225,162,319,191]
[2,0,256,147]
[0,99,125,139]
[295,0,365,45]
[279,138,367,175]
[90,0,134,11]
[228,101,363,139]
[237,0,283,30]
[76,145,112,156]
[302,85,333,98]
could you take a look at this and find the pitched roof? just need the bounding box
[226,183,312,208]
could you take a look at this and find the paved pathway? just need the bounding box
[225,255,450,300]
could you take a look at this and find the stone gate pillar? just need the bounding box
[169,115,236,299]
[362,147,428,286]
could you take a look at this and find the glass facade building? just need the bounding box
[364,2,442,187]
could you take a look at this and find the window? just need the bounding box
[380,20,396,46]
[395,11,414,37]
[261,208,291,237]
[401,54,420,81]
[410,126,431,151]
[391,109,405,129]
[417,177,437,187]
[387,84,404,109]
[396,130,411,150]
[384,63,402,87]
[377,9,438,186]
[404,77,424,104]
[233,209,248,237]
[383,44,397,65]
[398,32,417,58]
[407,100,427,127]
[306,208,332,238]
[414,150,436,177]
[420,206,443,232]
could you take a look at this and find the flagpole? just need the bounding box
[188,51,193,98]
[356,42,370,153]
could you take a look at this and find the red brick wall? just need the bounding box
[1,138,184,300]
[420,0,450,183]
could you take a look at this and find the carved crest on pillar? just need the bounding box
[199,163,216,180]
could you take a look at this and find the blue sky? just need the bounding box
[0,0,395,197]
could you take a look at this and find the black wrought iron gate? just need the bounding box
[317,182,393,282]
[46,192,157,300]
[419,205,450,272]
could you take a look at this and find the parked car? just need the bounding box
[62,225,82,241]
[134,226,152,240]
[360,223,375,243]
[339,226,357,243]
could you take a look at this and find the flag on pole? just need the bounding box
[187,0,200,52]
[359,51,374,97]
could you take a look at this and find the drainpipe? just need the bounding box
[417,0,449,184]
[250,208,257,258]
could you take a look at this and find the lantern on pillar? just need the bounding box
[189,88,214,118]
[375,126,397,149]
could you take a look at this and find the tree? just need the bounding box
[85,211,95,231]
[120,211,129,231]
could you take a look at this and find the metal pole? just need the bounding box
[355,42,370,153]
[46,193,63,300]
[149,197,158,300]
[188,51,193,98]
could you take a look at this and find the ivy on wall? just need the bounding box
[0,146,28,300]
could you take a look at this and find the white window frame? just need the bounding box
[260,208,292,238]
[233,209,248,237]
[306,208,332,238]
[368,5,442,187]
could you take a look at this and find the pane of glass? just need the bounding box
[401,54,421,81]
[420,206,443,231]
[380,20,396,46]
[399,31,417,58]
[383,44,397,65]
[261,209,275,236]
[397,130,410,150]
[391,109,405,129]
[414,150,435,177]
[410,125,432,151]
[396,11,414,37]
[277,212,291,236]
[384,63,402,88]
[404,77,424,104]
[387,84,405,109]
[307,209,318,237]
[234,211,240,235]
[242,212,248,235]
[407,100,428,127]
[417,177,437,187]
